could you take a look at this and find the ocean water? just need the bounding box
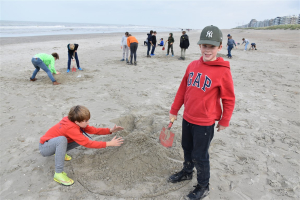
[0,21,180,37]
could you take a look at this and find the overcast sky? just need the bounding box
[1,0,299,29]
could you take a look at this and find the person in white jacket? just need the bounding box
[121,32,129,62]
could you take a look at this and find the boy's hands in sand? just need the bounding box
[107,136,124,147]
[216,123,226,132]
[56,71,61,75]
[110,125,124,133]
[169,114,177,121]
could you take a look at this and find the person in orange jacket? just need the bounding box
[127,34,139,65]
[39,105,124,186]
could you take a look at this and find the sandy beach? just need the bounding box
[0,29,299,200]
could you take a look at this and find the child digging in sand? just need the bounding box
[168,25,235,200]
[30,53,61,85]
[39,105,124,186]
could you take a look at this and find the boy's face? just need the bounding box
[75,119,89,128]
[200,44,222,62]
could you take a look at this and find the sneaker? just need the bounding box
[185,184,209,200]
[78,67,83,71]
[65,154,72,161]
[168,169,193,183]
[127,62,133,65]
[172,55,174,57]
[178,57,183,60]
[30,78,37,81]
[54,172,74,186]
[147,55,151,57]
[53,81,61,85]
[66,69,70,73]
[166,54,169,56]
[120,59,125,61]
[134,61,137,66]
[151,54,155,56]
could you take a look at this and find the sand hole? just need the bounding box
[71,114,187,198]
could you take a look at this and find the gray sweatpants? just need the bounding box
[39,136,79,173]
[181,48,186,58]
[122,45,129,60]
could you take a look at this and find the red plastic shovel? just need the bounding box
[72,59,76,72]
[159,118,175,148]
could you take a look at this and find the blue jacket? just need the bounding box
[227,39,236,46]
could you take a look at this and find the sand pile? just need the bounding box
[71,113,188,198]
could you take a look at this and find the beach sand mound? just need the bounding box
[71,113,188,198]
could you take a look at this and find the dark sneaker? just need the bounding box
[120,59,125,61]
[134,61,137,66]
[127,62,133,65]
[147,55,151,57]
[185,184,209,200]
[168,169,193,183]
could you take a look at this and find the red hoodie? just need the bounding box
[170,57,235,127]
[40,117,111,148]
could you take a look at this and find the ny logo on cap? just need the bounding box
[206,31,213,38]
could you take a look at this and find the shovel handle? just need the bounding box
[167,117,175,129]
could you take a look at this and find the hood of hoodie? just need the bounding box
[169,33,173,37]
[200,56,230,69]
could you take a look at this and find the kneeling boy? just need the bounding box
[39,105,124,186]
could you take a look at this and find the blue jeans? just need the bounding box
[181,119,214,187]
[39,136,80,173]
[31,57,56,82]
[147,42,151,55]
[244,42,249,50]
[151,45,156,55]
[68,52,80,70]
[228,45,233,58]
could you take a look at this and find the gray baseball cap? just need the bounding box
[197,25,223,46]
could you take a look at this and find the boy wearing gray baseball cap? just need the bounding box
[168,25,235,200]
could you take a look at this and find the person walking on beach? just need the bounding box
[39,105,124,186]
[121,32,129,62]
[147,30,153,57]
[168,25,235,200]
[227,36,237,59]
[179,31,190,60]
[165,33,175,57]
[30,53,61,85]
[150,31,157,56]
[242,38,249,51]
[127,34,139,65]
[67,43,82,73]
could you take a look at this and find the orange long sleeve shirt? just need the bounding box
[40,117,111,148]
[127,36,139,47]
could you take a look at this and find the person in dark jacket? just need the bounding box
[147,30,153,57]
[227,36,237,59]
[165,33,174,56]
[67,44,82,73]
[151,31,157,56]
[179,31,190,60]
